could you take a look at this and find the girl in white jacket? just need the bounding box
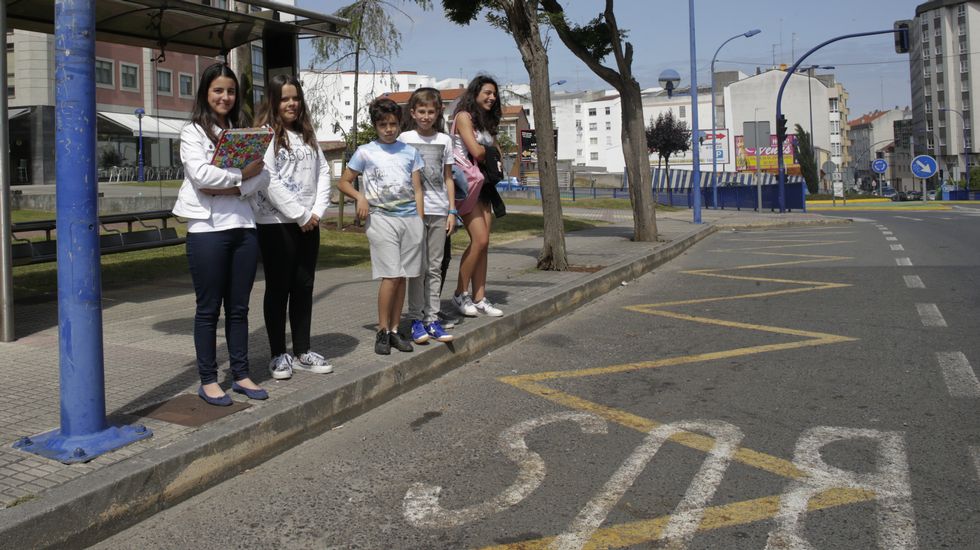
[252,74,333,380]
[173,63,269,406]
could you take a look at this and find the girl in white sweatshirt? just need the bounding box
[173,63,269,406]
[252,74,333,380]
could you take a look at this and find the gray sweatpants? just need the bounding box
[408,214,448,323]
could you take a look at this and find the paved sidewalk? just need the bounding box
[0,205,848,548]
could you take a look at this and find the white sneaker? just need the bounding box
[269,353,294,380]
[474,297,503,317]
[452,292,478,317]
[294,351,334,374]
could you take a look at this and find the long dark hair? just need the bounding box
[256,74,319,154]
[191,63,244,145]
[452,75,501,136]
[402,87,446,133]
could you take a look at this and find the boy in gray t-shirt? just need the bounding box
[335,98,424,355]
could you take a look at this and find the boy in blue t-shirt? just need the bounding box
[336,98,425,355]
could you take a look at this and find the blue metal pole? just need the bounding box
[688,0,702,224]
[14,0,150,464]
[775,29,902,213]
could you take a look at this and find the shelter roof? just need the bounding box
[4,0,348,56]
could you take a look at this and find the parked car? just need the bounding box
[927,190,937,200]
[905,190,923,201]
[881,186,898,199]
[891,190,906,201]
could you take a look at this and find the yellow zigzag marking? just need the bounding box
[485,234,861,548]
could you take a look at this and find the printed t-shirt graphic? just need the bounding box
[347,141,423,217]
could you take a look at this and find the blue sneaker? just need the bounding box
[425,321,454,342]
[411,319,430,344]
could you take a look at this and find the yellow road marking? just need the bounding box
[480,488,875,549]
[486,230,863,548]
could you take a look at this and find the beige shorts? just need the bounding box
[366,213,423,279]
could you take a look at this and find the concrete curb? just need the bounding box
[0,224,715,549]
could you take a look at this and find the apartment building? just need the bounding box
[5,0,300,185]
[909,0,979,182]
[848,107,912,189]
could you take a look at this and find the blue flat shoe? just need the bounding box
[198,386,232,406]
[231,382,268,400]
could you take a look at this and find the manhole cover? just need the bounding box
[133,394,250,427]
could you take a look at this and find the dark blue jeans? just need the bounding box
[186,228,259,385]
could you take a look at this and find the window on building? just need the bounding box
[830,120,840,135]
[960,37,968,53]
[606,136,612,145]
[576,149,583,157]
[178,74,193,97]
[679,105,687,118]
[927,136,935,149]
[156,69,171,94]
[409,83,417,89]
[832,143,842,156]
[926,100,933,113]
[575,119,582,129]
[6,85,13,98]
[95,59,113,87]
[604,106,610,115]
[605,121,612,130]
[524,108,531,117]
[927,121,934,132]
[961,58,969,73]
[829,98,839,112]
[120,63,139,91]
[589,122,597,131]
[551,106,556,115]
[575,104,581,113]
[590,152,599,161]
[590,137,598,145]
[958,4,966,16]
[588,107,597,116]
[924,49,931,60]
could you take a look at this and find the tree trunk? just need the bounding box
[620,84,658,241]
[665,155,672,207]
[507,0,567,270]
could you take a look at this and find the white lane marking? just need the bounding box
[890,244,905,251]
[916,303,947,327]
[765,427,916,550]
[882,231,894,235]
[936,352,980,398]
[886,236,898,241]
[895,216,923,222]
[896,257,913,266]
[403,412,607,528]
[551,420,742,550]
[940,217,954,220]
[903,275,925,289]
[876,225,888,230]
[971,447,980,484]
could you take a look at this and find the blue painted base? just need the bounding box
[13,424,152,464]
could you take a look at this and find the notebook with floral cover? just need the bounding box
[210,127,274,169]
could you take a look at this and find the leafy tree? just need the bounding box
[647,111,690,205]
[540,0,657,242]
[794,124,818,194]
[310,0,430,227]
[443,0,567,271]
[969,166,980,190]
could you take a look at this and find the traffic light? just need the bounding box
[894,20,911,54]
[776,114,788,145]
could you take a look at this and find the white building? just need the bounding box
[300,70,461,142]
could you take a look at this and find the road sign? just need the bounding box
[871,158,888,174]
[910,155,938,178]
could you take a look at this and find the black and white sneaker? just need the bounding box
[269,353,294,380]
[295,351,334,374]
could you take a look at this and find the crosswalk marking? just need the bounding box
[903,275,925,289]
[917,303,947,327]
[882,231,894,235]
[935,352,980,398]
[896,258,913,266]
[890,244,905,251]
[886,237,898,241]
[895,216,922,221]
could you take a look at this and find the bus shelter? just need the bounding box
[0,0,347,463]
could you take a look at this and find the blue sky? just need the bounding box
[297,0,921,119]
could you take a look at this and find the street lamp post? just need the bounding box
[710,28,761,208]
[754,106,763,211]
[134,108,145,183]
[688,0,702,224]
[940,107,970,187]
